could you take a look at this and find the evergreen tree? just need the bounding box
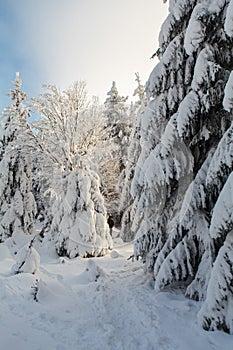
[120,73,147,242]
[0,73,36,242]
[102,81,130,225]
[132,0,233,333]
[50,157,112,258]
[104,81,129,159]
[31,153,55,239]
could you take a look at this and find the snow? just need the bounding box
[11,242,40,274]
[0,236,232,350]
[223,71,233,111]
[158,0,196,51]
[210,172,233,239]
[171,0,194,21]
[177,90,200,137]
[158,13,176,50]
[206,122,233,189]
[225,0,233,37]
[198,230,233,334]
[208,0,227,13]
[184,1,227,55]
[147,35,184,98]
[184,4,208,55]
[191,47,220,92]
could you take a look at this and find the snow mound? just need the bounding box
[85,259,106,282]
[59,257,69,264]
[12,243,40,274]
[76,259,107,285]
[33,279,66,303]
[5,231,31,255]
[110,249,122,258]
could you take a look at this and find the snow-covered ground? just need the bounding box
[0,235,232,350]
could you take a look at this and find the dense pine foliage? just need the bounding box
[0,74,36,243]
[131,0,233,334]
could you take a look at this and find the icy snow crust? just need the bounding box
[0,239,232,350]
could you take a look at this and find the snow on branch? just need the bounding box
[147,35,184,98]
[206,122,233,190]
[223,71,233,111]
[184,4,208,55]
[177,91,200,138]
[198,230,233,334]
[159,0,196,53]
[224,0,233,37]
[154,235,197,293]
[210,172,233,239]
[191,47,220,92]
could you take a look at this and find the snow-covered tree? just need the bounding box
[31,153,56,240]
[198,172,233,333]
[198,230,233,334]
[104,81,129,159]
[132,0,233,334]
[120,73,147,241]
[102,81,130,225]
[50,157,112,258]
[32,82,112,257]
[0,73,36,242]
[32,83,106,173]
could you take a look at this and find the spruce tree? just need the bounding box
[132,0,233,333]
[50,157,112,258]
[120,73,147,242]
[0,73,36,242]
[103,81,130,226]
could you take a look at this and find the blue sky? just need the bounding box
[0,0,168,112]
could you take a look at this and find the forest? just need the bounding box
[0,0,232,344]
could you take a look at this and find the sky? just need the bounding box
[0,0,168,111]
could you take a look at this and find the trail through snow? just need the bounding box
[0,238,232,350]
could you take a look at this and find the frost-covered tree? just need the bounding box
[198,230,233,334]
[31,153,55,240]
[0,73,36,242]
[32,83,106,173]
[198,159,233,333]
[102,81,130,225]
[50,157,112,258]
[132,0,233,334]
[104,81,129,161]
[120,73,147,241]
[199,228,233,334]
[32,82,112,257]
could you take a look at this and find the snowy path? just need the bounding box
[0,242,232,350]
